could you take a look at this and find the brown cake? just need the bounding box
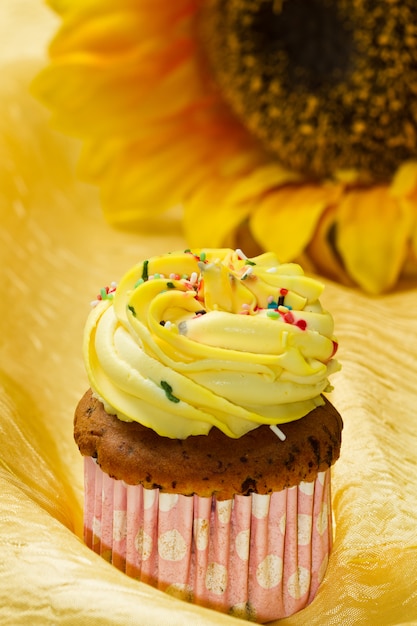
[75,388,342,500]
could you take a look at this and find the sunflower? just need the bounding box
[33,0,417,293]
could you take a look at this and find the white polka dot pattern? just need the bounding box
[256,554,283,589]
[287,566,311,599]
[134,528,153,561]
[235,529,250,561]
[205,562,228,595]
[158,529,187,562]
[84,458,333,623]
[193,518,209,551]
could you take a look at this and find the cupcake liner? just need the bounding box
[84,457,333,622]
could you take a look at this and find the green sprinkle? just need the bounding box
[128,304,137,317]
[100,287,107,299]
[267,310,280,319]
[160,380,180,403]
[134,278,144,288]
[142,259,149,281]
[184,248,191,253]
[166,281,175,289]
[245,259,256,266]
[200,251,206,261]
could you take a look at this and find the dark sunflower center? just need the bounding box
[201,0,417,181]
[251,0,354,91]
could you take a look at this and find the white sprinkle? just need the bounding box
[235,248,248,259]
[90,300,99,308]
[241,266,253,280]
[190,271,198,284]
[270,425,286,441]
[110,281,118,289]
[169,273,176,279]
[266,267,277,273]
[178,321,187,335]
[164,321,172,330]
[242,303,250,310]
[267,295,274,303]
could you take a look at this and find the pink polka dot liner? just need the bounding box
[84,457,333,622]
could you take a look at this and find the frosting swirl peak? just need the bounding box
[84,249,340,439]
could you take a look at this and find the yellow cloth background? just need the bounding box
[1,3,417,624]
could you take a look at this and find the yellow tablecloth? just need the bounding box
[1,3,417,624]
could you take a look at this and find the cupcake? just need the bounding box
[74,248,342,622]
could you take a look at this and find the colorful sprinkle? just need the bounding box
[267,310,280,319]
[93,283,117,304]
[200,251,206,262]
[235,248,248,259]
[296,319,307,331]
[134,278,144,288]
[142,259,149,281]
[241,266,254,280]
[166,281,175,289]
[270,424,286,441]
[267,300,278,309]
[245,259,256,266]
[127,304,136,317]
[283,311,294,324]
[160,380,180,403]
[280,288,288,296]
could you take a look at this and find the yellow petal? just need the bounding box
[390,160,417,197]
[250,183,341,262]
[95,138,211,222]
[336,187,414,293]
[183,179,254,247]
[223,163,301,206]
[306,205,355,287]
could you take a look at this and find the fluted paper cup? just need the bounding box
[84,457,332,622]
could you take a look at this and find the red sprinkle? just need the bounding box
[283,312,294,324]
[280,288,288,295]
[296,319,307,330]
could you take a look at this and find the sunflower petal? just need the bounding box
[249,184,341,262]
[183,178,255,248]
[224,163,301,205]
[336,187,414,293]
[390,161,417,197]
[306,205,355,286]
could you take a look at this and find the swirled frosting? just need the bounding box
[84,249,340,439]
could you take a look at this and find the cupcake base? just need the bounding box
[84,457,332,622]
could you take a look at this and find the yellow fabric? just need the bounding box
[1,4,417,624]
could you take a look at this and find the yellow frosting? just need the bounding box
[84,249,340,439]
